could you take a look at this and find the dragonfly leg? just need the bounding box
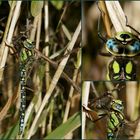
[125,15,140,35]
[5,41,18,58]
[96,1,107,43]
[99,52,112,57]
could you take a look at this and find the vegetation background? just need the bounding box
[0,1,81,139]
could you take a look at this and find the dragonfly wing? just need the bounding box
[82,105,107,138]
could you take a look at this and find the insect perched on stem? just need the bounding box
[83,85,125,140]
[4,35,36,135]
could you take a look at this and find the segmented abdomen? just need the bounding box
[19,65,26,134]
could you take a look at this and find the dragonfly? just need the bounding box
[82,85,138,140]
[97,2,140,81]
[0,35,80,135]
[1,37,42,135]
[19,38,35,134]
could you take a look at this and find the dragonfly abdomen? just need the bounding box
[18,38,34,135]
[19,66,26,134]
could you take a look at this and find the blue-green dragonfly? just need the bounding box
[1,38,45,135]
[83,85,138,139]
[97,2,140,81]
[0,37,80,135]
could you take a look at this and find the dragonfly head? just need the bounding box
[23,39,35,50]
[111,99,124,112]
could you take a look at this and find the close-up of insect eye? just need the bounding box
[82,1,140,81]
[116,104,122,109]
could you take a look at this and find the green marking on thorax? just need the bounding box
[20,39,34,63]
[126,61,132,74]
[112,61,120,73]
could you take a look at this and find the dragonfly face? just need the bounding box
[106,32,140,57]
[97,7,140,81]
[105,34,138,80]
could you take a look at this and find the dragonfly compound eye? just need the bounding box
[107,132,114,139]
[106,31,140,57]
[111,99,124,112]
[23,39,34,50]
[116,104,123,111]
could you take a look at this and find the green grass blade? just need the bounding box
[50,1,64,10]
[45,112,81,139]
[31,1,44,17]
[0,122,19,139]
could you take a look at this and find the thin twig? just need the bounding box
[34,48,80,93]
[0,1,20,81]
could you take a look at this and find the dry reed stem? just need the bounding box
[63,34,81,124]
[133,119,140,139]
[30,17,38,41]
[63,69,79,139]
[33,12,44,137]
[34,13,42,112]
[27,21,81,138]
[105,1,131,33]
[0,1,20,81]
[98,1,112,37]
[42,1,49,135]
[63,68,79,123]
[126,82,137,120]
[36,13,42,50]
[44,1,50,90]
[82,81,90,139]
